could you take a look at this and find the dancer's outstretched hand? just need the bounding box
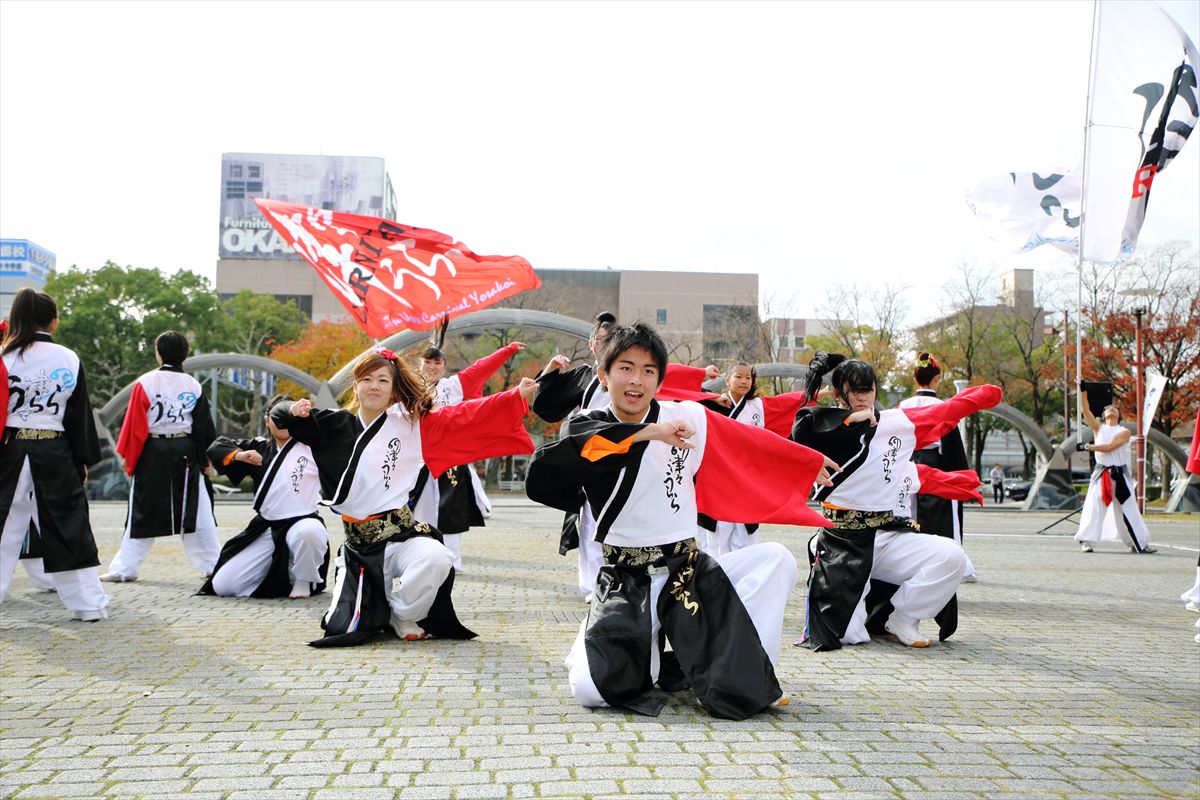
[815,455,841,487]
[290,398,313,418]
[517,377,539,402]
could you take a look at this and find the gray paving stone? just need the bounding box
[2,502,1198,800]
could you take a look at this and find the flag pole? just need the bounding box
[1076,0,1102,437]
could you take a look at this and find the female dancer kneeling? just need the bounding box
[274,348,537,647]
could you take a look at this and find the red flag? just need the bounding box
[253,198,541,338]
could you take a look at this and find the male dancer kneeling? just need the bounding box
[526,322,838,720]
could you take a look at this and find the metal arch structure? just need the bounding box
[98,353,323,428]
[328,309,595,397]
[1061,425,1198,513]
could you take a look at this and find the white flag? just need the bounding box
[965,1,1198,263]
[1083,1,1199,262]
[1141,373,1168,436]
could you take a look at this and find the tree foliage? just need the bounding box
[271,320,374,400]
[45,262,228,403]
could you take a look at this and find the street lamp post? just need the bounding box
[1133,306,1147,513]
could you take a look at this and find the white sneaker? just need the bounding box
[961,574,978,583]
[99,572,136,582]
[390,618,428,641]
[71,610,104,622]
[1186,601,1200,613]
[1080,543,1094,553]
[770,692,791,709]
[288,580,311,599]
[884,612,931,648]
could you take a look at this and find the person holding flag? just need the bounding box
[273,347,537,647]
[414,340,525,572]
[1075,390,1155,555]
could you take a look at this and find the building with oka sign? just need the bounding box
[214,152,397,319]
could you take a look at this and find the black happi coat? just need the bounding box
[197,436,329,598]
[531,364,603,423]
[0,336,102,572]
[791,406,957,651]
[526,403,785,720]
[270,405,477,647]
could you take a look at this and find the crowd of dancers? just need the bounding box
[2,288,1191,719]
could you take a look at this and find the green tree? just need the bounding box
[45,262,227,404]
[220,290,309,356]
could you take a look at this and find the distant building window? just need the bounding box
[246,181,263,194]
[793,336,805,348]
[657,308,667,324]
[225,181,245,199]
[779,335,790,349]
[229,164,243,178]
[248,165,261,178]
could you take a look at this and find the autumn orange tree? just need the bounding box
[272,320,373,400]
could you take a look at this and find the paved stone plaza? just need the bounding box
[1,499,1198,800]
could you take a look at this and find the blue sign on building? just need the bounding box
[0,239,56,285]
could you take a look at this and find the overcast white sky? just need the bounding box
[1,0,1197,327]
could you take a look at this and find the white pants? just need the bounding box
[1181,568,1200,605]
[108,482,220,578]
[0,456,109,618]
[839,530,968,645]
[324,536,454,627]
[567,542,797,708]
[209,519,328,597]
[1074,468,1152,550]
[577,504,603,597]
[442,533,463,573]
[21,558,55,590]
[702,521,759,557]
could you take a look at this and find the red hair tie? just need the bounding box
[374,347,397,362]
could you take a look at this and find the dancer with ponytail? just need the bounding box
[791,356,1000,650]
[0,288,109,620]
[898,353,977,581]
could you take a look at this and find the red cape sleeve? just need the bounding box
[760,391,812,438]
[455,343,520,400]
[695,409,832,528]
[901,384,1002,450]
[115,382,151,476]
[655,364,720,402]
[419,386,534,477]
[0,358,8,432]
[916,464,984,505]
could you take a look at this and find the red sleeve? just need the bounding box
[1187,415,1200,475]
[760,391,812,438]
[695,409,832,529]
[901,384,1002,450]
[0,358,8,432]
[455,343,520,400]
[655,364,720,403]
[916,464,984,505]
[419,386,534,477]
[115,382,151,476]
